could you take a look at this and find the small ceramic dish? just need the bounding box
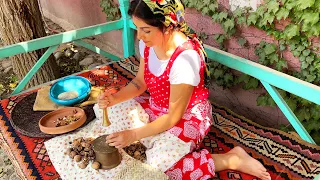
[39,107,86,134]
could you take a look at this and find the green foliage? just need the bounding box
[264,44,277,55]
[256,5,267,17]
[208,60,236,88]
[285,0,297,10]
[10,75,18,83]
[296,0,315,10]
[237,16,247,25]
[238,38,247,47]
[284,25,300,40]
[222,18,235,35]
[233,8,243,18]
[181,0,320,144]
[199,32,208,41]
[209,2,218,12]
[254,41,288,71]
[257,94,276,107]
[218,12,228,22]
[301,11,319,26]
[247,13,259,25]
[100,0,121,21]
[279,40,286,51]
[267,1,279,14]
[305,22,320,37]
[315,0,320,10]
[213,34,226,44]
[235,74,259,90]
[276,8,290,20]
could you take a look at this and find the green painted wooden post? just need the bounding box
[204,45,320,145]
[119,0,135,57]
[11,45,58,95]
[129,19,136,30]
[73,40,121,61]
[261,81,316,144]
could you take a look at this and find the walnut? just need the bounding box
[74,155,82,162]
[81,142,87,148]
[69,151,77,158]
[72,139,81,147]
[78,162,88,169]
[68,137,98,170]
[76,145,83,152]
[82,157,89,164]
[92,161,100,170]
[86,138,94,143]
[66,148,73,155]
[80,151,85,156]
[133,151,141,159]
[88,150,95,156]
[84,153,91,159]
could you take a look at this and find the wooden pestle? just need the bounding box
[102,108,111,127]
[100,87,119,127]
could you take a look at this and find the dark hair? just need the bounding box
[129,0,211,87]
[128,0,166,31]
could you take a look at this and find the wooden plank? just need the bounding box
[73,40,121,61]
[204,45,320,105]
[261,81,315,144]
[11,45,58,95]
[0,20,123,59]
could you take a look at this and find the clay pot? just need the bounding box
[92,135,122,170]
[39,107,86,134]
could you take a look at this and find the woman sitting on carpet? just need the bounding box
[98,0,271,179]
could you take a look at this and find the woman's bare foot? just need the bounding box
[227,146,271,180]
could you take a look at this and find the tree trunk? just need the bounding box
[0,0,60,89]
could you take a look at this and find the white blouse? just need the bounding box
[139,40,201,86]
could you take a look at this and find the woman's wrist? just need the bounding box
[132,127,142,141]
[112,92,122,104]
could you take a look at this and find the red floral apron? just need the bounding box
[138,39,215,180]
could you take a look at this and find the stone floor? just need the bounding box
[0,148,19,180]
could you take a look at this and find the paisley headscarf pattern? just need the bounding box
[143,0,211,86]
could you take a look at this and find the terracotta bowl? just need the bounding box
[39,107,86,134]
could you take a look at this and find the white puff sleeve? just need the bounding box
[169,50,201,86]
[139,40,146,59]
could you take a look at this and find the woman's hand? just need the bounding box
[106,130,137,149]
[98,91,117,109]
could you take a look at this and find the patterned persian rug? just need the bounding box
[0,56,319,180]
